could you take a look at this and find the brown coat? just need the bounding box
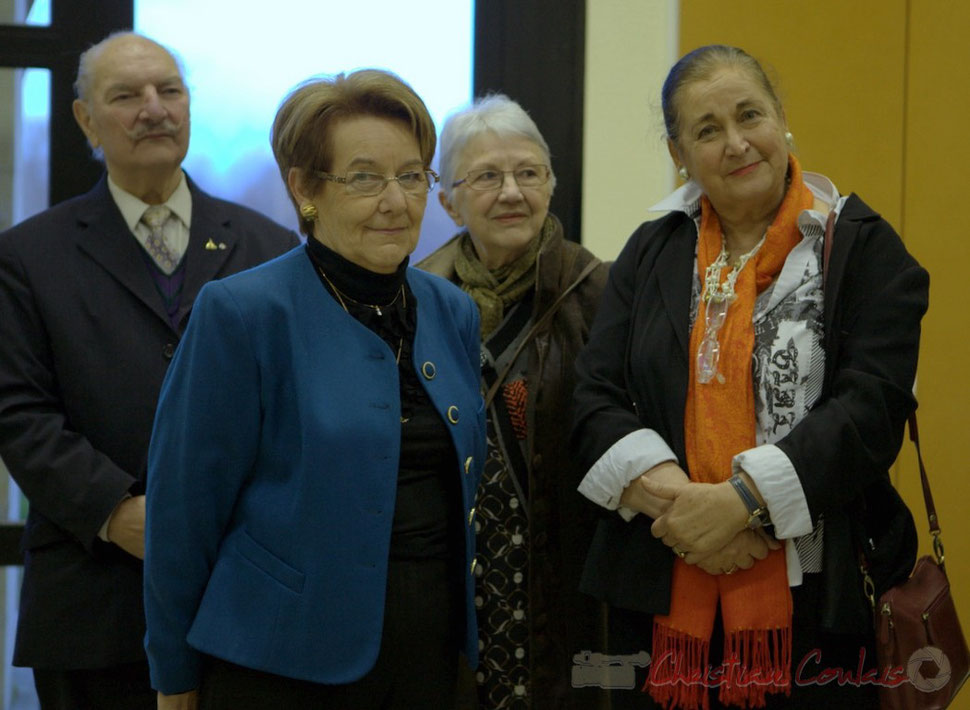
[419,214,611,709]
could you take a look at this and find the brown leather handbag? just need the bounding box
[863,414,969,709]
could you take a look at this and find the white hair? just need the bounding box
[438,93,555,197]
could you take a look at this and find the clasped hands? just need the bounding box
[619,462,780,575]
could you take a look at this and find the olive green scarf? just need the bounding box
[454,216,556,337]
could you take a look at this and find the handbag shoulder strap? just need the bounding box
[828,208,946,604]
[907,413,945,553]
[484,257,602,408]
[830,208,942,540]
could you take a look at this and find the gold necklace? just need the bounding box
[316,267,405,316]
[316,266,405,365]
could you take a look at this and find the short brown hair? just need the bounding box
[271,69,436,236]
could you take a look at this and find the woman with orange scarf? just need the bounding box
[573,46,928,709]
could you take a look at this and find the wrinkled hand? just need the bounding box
[644,479,748,556]
[106,495,145,559]
[692,529,781,575]
[157,690,198,710]
[618,461,689,519]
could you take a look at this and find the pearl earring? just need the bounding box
[785,131,794,147]
[678,166,689,181]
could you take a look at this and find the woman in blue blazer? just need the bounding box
[145,70,485,710]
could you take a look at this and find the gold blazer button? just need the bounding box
[447,405,459,424]
[464,456,473,474]
[421,361,436,379]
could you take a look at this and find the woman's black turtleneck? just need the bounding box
[304,238,460,560]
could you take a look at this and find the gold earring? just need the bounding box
[678,166,689,181]
[300,203,318,221]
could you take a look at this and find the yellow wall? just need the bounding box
[677,1,970,707]
[582,0,678,259]
[903,11,970,709]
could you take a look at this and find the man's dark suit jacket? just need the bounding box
[0,174,299,669]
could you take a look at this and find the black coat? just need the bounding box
[0,175,299,668]
[572,194,928,635]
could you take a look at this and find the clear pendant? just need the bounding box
[696,334,720,384]
[696,297,729,384]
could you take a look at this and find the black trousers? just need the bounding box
[199,556,462,710]
[606,573,880,710]
[32,660,156,710]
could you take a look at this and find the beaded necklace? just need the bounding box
[696,234,765,384]
[701,234,766,306]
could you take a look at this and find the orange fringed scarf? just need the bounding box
[646,155,813,710]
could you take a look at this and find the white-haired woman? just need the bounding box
[420,95,610,709]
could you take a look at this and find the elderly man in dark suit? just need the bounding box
[0,32,298,709]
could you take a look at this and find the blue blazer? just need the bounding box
[144,247,485,694]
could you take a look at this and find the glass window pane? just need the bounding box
[1,67,49,232]
[0,0,51,26]
[136,0,473,259]
[1,64,49,710]
[2,561,35,709]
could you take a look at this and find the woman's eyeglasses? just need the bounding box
[452,165,551,191]
[315,169,439,196]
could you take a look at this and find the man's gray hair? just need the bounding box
[74,31,186,102]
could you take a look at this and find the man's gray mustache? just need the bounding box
[130,121,182,140]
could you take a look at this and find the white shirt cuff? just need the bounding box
[98,493,132,542]
[617,506,637,522]
[732,444,813,539]
[97,518,111,542]
[785,539,803,587]
[578,429,678,518]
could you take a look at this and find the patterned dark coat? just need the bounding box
[420,213,611,709]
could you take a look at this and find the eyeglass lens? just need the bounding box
[464,165,549,190]
[347,171,433,195]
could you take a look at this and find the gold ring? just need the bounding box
[673,547,687,559]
